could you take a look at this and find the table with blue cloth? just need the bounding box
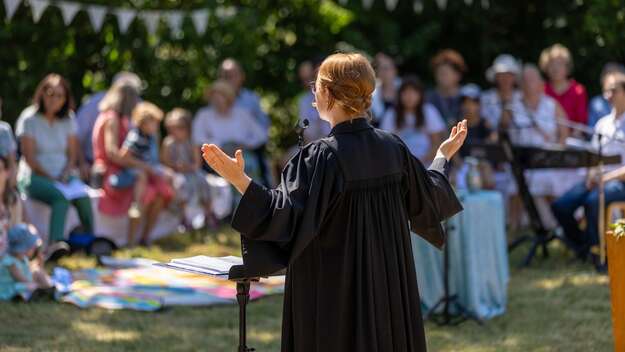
[411,190,509,320]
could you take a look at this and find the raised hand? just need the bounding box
[201,144,251,194]
[437,119,468,161]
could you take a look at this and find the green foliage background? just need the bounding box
[1,0,625,151]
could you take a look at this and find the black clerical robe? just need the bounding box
[232,118,463,352]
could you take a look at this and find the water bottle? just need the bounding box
[465,157,483,192]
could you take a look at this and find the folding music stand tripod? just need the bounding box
[499,132,578,266]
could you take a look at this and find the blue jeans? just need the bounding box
[551,181,625,252]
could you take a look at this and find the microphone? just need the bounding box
[297,119,310,148]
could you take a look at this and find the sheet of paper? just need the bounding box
[170,255,243,274]
[54,179,89,200]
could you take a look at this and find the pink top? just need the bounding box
[545,79,588,125]
[92,110,133,216]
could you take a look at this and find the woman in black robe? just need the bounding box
[202,53,467,352]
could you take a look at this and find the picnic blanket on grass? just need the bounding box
[53,262,285,311]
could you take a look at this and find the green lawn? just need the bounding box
[0,228,614,352]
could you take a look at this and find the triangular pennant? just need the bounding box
[214,6,236,19]
[191,10,208,35]
[164,10,183,33]
[413,0,423,13]
[140,10,160,36]
[29,0,48,22]
[481,0,490,9]
[362,0,374,10]
[464,0,473,5]
[58,1,80,25]
[436,0,447,10]
[3,0,21,20]
[86,4,106,32]
[115,8,135,33]
[385,0,398,11]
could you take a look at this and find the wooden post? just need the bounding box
[607,232,625,352]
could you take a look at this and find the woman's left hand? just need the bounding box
[437,119,468,161]
[201,144,251,194]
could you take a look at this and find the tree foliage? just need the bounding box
[1,0,624,151]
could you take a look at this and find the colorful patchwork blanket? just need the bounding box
[53,261,285,311]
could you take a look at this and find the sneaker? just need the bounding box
[128,202,141,219]
[44,241,71,263]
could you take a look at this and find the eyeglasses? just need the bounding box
[44,89,65,99]
[309,81,317,94]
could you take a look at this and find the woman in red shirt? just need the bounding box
[540,43,588,132]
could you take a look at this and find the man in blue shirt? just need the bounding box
[218,59,272,186]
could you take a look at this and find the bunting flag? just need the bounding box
[362,0,374,10]
[436,0,447,10]
[191,10,208,35]
[29,0,48,22]
[3,0,20,20]
[86,4,106,32]
[58,0,80,25]
[164,10,183,33]
[214,6,236,19]
[413,0,423,13]
[140,10,160,36]
[481,0,490,9]
[115,8,135,33]
[464,0,473,5]
[385,0,398,11]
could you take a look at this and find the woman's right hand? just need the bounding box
[201,144,251,194]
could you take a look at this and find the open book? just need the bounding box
[156,255,243,277]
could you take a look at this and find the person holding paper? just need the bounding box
[202,53,466,352]
[16,74,94,250]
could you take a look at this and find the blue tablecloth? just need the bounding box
[411,190,509,320]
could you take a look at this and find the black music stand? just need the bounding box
[496,132,579,266]
[155,261,285,352]
[425,222,482,326]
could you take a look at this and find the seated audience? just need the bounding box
[218,58,272,186]
[457,83,494,157]
[371,53,401,125]
[161,108,216,229]
[0,97,17,186]
[298,59,330,143]
[16,74,94,252]
[92,85,171,247]
[552,72,625,267]
[0,224,53,301]
[481,54,523,129]
[75,72,142,166]
[193,80,268,181]
[426,49,467,125]
[540,44,588,132]
[380,76,446,163]
[588,62,625,128]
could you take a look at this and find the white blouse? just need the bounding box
[380,103,446,161]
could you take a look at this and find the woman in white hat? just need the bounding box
[480,54,523,130]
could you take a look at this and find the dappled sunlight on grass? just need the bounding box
[0,227,614,351]
[72,321,140,342]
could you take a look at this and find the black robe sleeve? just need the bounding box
[402,146,463,249]
[231,141,343,276]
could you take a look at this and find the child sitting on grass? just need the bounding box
[161,108,217,230]
[0,224,53,301]
[111,102,174,246]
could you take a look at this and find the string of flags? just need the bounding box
[2,0,237,35]
[2,0,493,35]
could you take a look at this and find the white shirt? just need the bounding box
[511,95,558,146]
[192,106,268,149]
[480,89,523,129]
[592,110,625,172]
[380,103,446,161]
